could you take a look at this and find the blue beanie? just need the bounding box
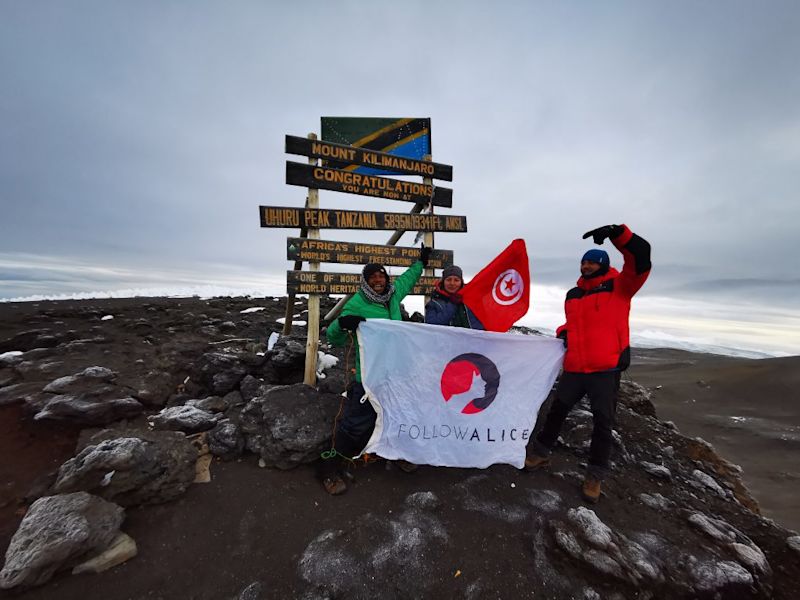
[581,249,609,267]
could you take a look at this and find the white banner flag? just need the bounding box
[357,320,565,469]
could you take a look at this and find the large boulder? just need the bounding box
[240,384,341,469]
[208,419,245,460]
[51,430,197,506]
[0,492,124,589]
[33,393,144,426]
[192,351,253,394]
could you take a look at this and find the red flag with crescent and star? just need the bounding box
[460,239,530,332]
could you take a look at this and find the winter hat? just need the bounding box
[442,265,463,281]
[362,263,388,280]
[581,249,610,267]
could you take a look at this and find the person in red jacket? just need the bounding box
[525,224,651,504]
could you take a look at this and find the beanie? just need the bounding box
[362,263,388,280]
[442,265,463,281]
[581,249,609,267]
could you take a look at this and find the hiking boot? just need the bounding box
[524,454,551,471]
[581,476,601,504]
[322,475,347,496]
[394,459,419,473]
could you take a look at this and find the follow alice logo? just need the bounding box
[439,353,500,414]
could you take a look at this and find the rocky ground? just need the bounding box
[0,295,799,599]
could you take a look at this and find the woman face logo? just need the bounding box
[492,269,524,306]
[440,353,500,414]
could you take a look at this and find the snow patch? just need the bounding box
[240,307,266,314]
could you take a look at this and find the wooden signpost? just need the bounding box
[261,120,465,386]
[260,206,467,232]
[286,162,453,207]
[285,135,453,180]
[286,271,440,295]
[287,238,453,269]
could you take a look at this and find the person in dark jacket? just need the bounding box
[424,265,484,329]
[525,224,651,504]
[321,246,431,495]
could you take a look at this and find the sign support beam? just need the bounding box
[303,133,321,386]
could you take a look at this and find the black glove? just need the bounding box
[557,330,568,348]
[582,225,623,245]
[338,315,366,332]
[419,245,433,267]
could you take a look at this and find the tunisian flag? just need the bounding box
[461,239,530,332]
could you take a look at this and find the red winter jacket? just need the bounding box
[556,225,651,373]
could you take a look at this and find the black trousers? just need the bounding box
[533,371,619,478]
[333,381,376,459]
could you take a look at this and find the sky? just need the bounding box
[1,1,799,357]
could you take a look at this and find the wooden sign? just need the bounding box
[287,237,453,269]
[287,271,440,296]
[285,135,453,181]
[260,206,468,232]
[286,161,453,208]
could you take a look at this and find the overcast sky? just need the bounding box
[1,1,799,355]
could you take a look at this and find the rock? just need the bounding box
[688,558,752,591]
[52,431,197,506]
[240,384,340,469]
[238,581,263,600]
[185,395,227,412]
[617,380,657,417]
[0,368,21,388]
[128,370,175,407]
[688,513,737,542]
[208,419,245,460]
[528,489,562,512]
[262,336,306,383]
[0,382,44,407]
[193,351,251,394]
[71,532,137,575]
[43,366,116,394]
[34,394,144,426]
[239,375,274,402]
[0,492,124,589]
[640,461,672,480]
[150,405,221,433]
[223,389,245,407]
[787,536,800,554]
[551,507,663,587]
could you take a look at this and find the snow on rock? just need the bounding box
[730,542,770,575]
[455,475,528,524]
[528,489,562,512]
[275,317,306,326]
[267,331,279,350]
[639,493,674,511]
[689,559,753,591]
[316,351,339,373]
[100,315,114,321]
[240,307,266,314]
[43,366,116,393]
[640,461,672,480]
[788,536,800,554]
[405,491,440,510]
[149,405,221,433]
[692,469,727,497]
[298,506,448,598]
[0,350,23,360]
[688,513,737,542]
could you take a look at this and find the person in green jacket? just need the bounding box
[321,246,431,495]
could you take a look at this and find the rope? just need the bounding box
[320,331,356,461]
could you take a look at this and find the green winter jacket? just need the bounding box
[327,260,424,381]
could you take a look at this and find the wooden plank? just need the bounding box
[286,238,453,269]
[260,206,467,232]
[286,161,452,208]
[287,271,439,296]
[285,135,453,181]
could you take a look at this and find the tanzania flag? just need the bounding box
[321,117,432,176]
